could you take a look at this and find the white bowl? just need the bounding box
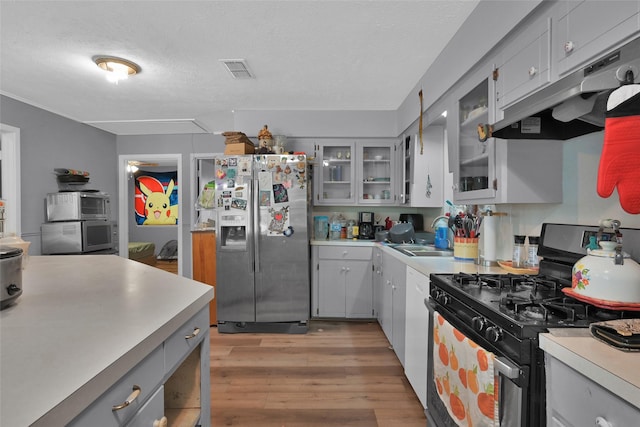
[374,155,383,160]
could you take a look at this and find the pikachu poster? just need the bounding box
[134,171,179,225]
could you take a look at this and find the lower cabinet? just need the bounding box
[312,245,374,318]
[377,250,406,366]
[404,266,430,409]
[192,231,217,325]
[68,308,210,427]
[545,353,640,427]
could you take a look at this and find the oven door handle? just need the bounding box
[494,356,520,379]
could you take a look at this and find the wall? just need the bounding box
[491,131,640,260]
[116,133,227,278]
[0,95,118,254]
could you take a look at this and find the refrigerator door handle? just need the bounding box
[253,177,260,273]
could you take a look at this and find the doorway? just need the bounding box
[118,154,182,275]
[0,123,21,237]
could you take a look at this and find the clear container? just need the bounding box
[527,236,539,268]
[329,213,344,240]
[314,216,329,240]
[512,235,526,268]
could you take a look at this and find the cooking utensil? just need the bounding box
[389,222,415,243]
[1,246,23,309]
[571,240,640,304]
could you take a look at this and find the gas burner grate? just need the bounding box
[452,272,562,294]
[499,294,590,322]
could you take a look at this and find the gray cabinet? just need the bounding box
[313,139,397,206]
[313,141,356,206]
[69,308,210,427]
[357,140,397,205]
[313,245,374,318]
[545,352,640,427]
[404,266,429,409]
[379,251,406,366]
[398,129,445,208]
[449,70,563,205]
[495,15,551,110]
[553,0,640,77]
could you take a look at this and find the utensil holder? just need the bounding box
[454,237,478,261]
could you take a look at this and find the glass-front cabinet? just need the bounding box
[357,141,396,205]
[449,67,563,205]
[454,77,497,202]
[314,141,356,205]
[313,140,397,206]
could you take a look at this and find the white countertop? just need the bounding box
[311,239,506,275]
[540,330,640,409]
[0,255,214,427]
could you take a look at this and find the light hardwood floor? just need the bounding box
[210,320,427,427]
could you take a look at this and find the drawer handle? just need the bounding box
[185,327,201,340]
[112,385,141,411]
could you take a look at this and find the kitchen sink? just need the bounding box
[389,244,453,257]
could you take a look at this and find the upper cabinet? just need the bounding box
[398,129,445,208]
[313,139,397,206]
[313,141,357,206]
[357,141,397,205]
[553,0,640,77]
[449,69,563,205]
[495,16,551,111]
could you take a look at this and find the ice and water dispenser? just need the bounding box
[219,214,247,249]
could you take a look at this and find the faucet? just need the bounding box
[430,215,449,230]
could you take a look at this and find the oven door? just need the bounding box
[426,297,529,427]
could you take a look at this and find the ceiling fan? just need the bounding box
[127,160,160,167]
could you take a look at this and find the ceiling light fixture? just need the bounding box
[94,56,141,83]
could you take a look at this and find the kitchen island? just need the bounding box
[0,255,214,427]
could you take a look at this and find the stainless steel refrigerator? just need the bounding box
[214,154,310,333]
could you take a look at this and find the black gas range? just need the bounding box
[426,223,640,427]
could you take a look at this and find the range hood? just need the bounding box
[493,36,640,140]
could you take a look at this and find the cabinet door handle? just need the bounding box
[528,66,537,77]
[112,385,141,411]
[185,327,201,340]
[564,40,575,54]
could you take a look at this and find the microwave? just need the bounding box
[41,221,115,254]
[46,192,110,222]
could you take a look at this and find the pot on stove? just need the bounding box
[571,241,640,304]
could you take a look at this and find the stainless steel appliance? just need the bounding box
[0,246,22,309]
[358,211,374,240]
[215,154,309,333]
[426,223,640,427]
[41,220,115,254]
[493,35,640,140]
[46,191,110,222]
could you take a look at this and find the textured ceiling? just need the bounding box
[0,0,480,133]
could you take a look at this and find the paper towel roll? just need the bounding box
[482,215,498,262]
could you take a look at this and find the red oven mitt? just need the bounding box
[597,84,640,214]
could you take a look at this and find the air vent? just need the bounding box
[220,59,253,79]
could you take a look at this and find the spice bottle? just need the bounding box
[527,236,540,268]
[512,235,526,268]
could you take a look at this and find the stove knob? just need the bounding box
[472,316,487,332]
[485,326,503,343]
[437,293,450,306]
[6,284,21,296]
